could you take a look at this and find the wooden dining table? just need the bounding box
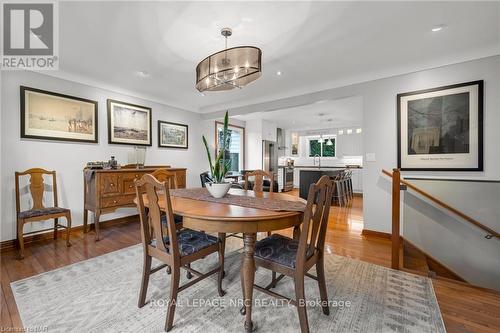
[140,188,305,332]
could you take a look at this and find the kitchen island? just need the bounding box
[298,168,344,199]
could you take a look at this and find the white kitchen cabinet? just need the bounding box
[350,168,363,193]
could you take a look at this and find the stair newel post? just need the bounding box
[391,168,401,270]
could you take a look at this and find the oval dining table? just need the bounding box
[139,188,305,332]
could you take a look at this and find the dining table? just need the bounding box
[139,187,305,332]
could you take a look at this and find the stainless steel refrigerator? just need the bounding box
[262,140,278,177]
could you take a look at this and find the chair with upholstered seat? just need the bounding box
[135,174,226,332]
[252,175,334,333]
[15,168,72,259]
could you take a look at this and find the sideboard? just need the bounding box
[83,166,187,240]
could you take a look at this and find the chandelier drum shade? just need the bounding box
[196,28,262,92]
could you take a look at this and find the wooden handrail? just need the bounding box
[383,169,499,239]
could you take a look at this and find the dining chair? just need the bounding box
[135,174,226,332]
[252,175,334,333]
[244,169,274,192]
[244,170,274,238]
[149,169,187,276]
[15,168,72,259]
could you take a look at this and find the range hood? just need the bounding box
[277,128,288,150]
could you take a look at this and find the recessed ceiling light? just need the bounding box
[318,113,325,117]
[276,71,282,76]
[137,70,150,77]
[431,25,445,32]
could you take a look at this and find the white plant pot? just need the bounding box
[206,182,231,198]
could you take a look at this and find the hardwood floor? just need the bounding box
[1,192,499,332]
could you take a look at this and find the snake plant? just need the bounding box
[202,111,231,183]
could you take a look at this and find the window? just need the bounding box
[216,122,245,172]
[308,136,336,157]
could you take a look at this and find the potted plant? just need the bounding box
[202,111,232,198]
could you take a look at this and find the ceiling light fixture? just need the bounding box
[196,28,262,92]
[326,138,333,146]
[137,70,150,78]
[431,25,444,32]
[276,71,282,76]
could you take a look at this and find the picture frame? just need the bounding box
[158,120,188,149]
[397,80,483,171]
[107,99,152,146]
[20,86,98,143]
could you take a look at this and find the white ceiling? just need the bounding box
[234,96,363,130]
[53,1,500,113]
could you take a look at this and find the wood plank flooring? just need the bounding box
[1,193,499,332]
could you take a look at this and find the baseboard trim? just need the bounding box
[0,215,139,253]
[361,229,391,239]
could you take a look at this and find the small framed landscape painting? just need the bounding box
[158,121,188,149]
[107,99,152,146]
[20,86,98,143]
[397,80,483,171]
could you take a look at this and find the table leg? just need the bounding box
[242,233,256,332]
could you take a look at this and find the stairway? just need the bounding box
[402,239,466,282]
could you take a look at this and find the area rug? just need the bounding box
[11,238,446,333]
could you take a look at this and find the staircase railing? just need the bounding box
[382,168,499,270]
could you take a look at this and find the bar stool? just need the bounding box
[331,172,346,206]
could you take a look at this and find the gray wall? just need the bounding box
[0,71,208,241]
[403,179,500,291]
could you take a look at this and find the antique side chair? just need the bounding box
[251,175,334,333]
[135,174,226,332]
[15,168,72,259]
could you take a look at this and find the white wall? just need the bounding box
[403,179,500,291]
[0,71,207,241]
[245,119,263,170]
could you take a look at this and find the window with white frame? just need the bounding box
[307,136,336,157]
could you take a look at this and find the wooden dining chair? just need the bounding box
[135,174,226,332]
[15,168,72,259]
[244,169,274,192]
[252,175,334,333]
[244,170,275,237]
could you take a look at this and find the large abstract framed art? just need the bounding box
[20,86,98,143]
[397,81,483,171]
[107,99,152,146]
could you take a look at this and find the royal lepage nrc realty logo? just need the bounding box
[1,1,59,70]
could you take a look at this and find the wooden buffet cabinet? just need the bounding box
[83,166,186,240]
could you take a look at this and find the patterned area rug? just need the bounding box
[11,238,446,333]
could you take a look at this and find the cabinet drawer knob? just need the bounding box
[110,183,114,187]
[129,185,133,188]
[113,200,118,204]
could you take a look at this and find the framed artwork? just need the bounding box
[20,86,98,143]
[397,80,483,171]
[107,99,152,146]
[158,121,188,149]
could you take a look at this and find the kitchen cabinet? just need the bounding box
[350,168,363,193]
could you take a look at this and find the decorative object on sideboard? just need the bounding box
[158,120,188,149]
[202,111,232,198]
[397,80,483,171]
[127,146,146,168]
[196,27,262,93]
[20,86,98,143]
[107,99,152,146]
